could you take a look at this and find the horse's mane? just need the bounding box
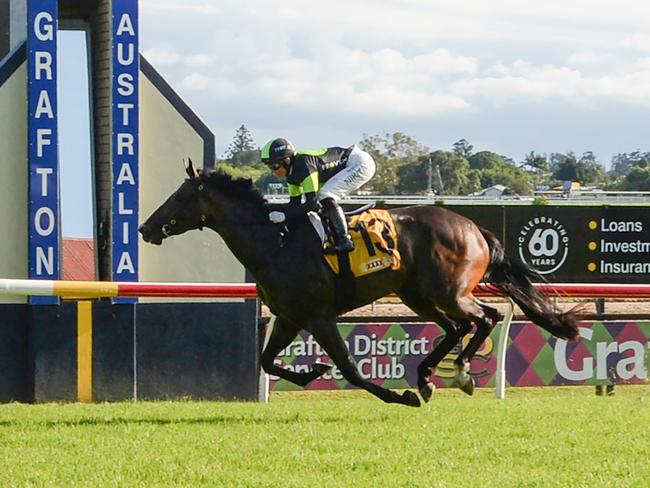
[202,168,267,207]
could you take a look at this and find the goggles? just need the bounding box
[266,160,283,170]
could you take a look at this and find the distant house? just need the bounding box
[474,184,507,198]
[561,180,581,196]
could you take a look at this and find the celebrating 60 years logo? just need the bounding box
[517,217,569,274]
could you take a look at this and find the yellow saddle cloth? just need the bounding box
[324,209,401,277]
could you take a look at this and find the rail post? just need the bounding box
[495,299,515,399]
[257,315,275,403]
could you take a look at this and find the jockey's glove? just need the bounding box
[269,211,286,223]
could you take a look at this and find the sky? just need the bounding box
[57,0,650,236]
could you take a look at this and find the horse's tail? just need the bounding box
[479,227,580,341]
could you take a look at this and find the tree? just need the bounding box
[620,166,650,190]
[359,132,429,160]
[479,163,532,195]
[609,151,650,185]
[609,152,650,190]
[466,151,533,195]
[550,152,579,181]
[223,125,259,168]
[358,134,394,194]
[384,132,429,159]
[468,151,501,170]
[359,132,429,194]
[520,151,551,188]
[396,160,430,194]
[224,124,256,156]
[521,151,549,174]
[217,161,266,189]
[253,170,285,192]
[452,139,473,159]
[465,169,482,195]
[551,151,608,186]
[429,150,471,195]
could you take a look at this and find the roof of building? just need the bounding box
[62,238,95,281]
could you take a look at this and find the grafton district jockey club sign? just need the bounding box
[269,322,650,391]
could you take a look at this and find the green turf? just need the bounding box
[1,386,648,487]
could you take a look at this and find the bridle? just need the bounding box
[153,174,288,241]
[160,183,208,236]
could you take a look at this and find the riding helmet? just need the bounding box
[261,138,295,162]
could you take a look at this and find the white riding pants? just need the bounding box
[318,146,376,202]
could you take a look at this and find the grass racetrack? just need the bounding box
[1,386,648,487]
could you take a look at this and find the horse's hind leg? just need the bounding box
[261,316,333,387]
[398,290,472,402]
[449,297,502,395]
[310,320,421,408]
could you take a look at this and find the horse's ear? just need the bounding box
[184,157,200,180]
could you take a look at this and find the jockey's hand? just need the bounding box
[269,211,286,224]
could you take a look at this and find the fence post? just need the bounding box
[257,315,275,403]
[495,299,515,399]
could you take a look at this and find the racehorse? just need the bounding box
[139,159,581,407]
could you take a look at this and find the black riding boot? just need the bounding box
[321,198,354,254]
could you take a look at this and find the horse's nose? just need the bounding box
[138,223,150,239]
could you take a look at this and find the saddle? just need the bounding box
[322,208,401,277]
[301,206,401,313]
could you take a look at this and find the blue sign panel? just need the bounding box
[112,0,139,301]
[27,0,59,304]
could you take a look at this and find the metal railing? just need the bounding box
[2,279,648,400]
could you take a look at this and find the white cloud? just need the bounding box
[142,49,213,69]
[185,54,213,67]
[196,46,476,116]
[140,0,220,15]
[619,33,650,51]
[138,0,650,159]
[454,59,650,107]
[637,57,650,70]
[232,0,650,47]
[566,51,599,66]
[142,48,181,66]
[182,73,210,90]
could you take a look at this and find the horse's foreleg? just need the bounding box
[311,321,420,408]
[261,317,332,387]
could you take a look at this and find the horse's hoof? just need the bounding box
[419,382,436,403]
[401,390,421,407]
[312,362,333,375]
[458,377,475,396]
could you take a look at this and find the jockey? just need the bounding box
[261,137,376,253]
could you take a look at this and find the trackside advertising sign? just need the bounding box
[27,0,60,304]
[111,0,139,298]
[270,321,649,391]
[503,206,650,283]
[423,205,650,284]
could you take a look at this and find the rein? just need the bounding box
[156,173,290,240]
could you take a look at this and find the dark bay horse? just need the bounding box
[139,160,580,407]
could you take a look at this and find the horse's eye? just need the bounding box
[170,219,176,225]
[198,184,204,191]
